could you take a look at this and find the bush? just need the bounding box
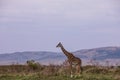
[26,60,40,71]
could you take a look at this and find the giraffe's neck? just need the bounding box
[60,45,71,57]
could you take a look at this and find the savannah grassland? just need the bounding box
[0,61,120,80]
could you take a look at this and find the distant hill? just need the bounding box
[0,47,120,66]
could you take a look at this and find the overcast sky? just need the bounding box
[0,0,120,53]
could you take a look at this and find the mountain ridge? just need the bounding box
[0,46,120,66]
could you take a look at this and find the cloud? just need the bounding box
[0,0,120,29]
[0,0,120,53]
[1,0,120,17]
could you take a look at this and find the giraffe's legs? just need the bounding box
[70,63,82,77]
[75,65,79,76]
[75,64,82,77]
[69,63,73,78]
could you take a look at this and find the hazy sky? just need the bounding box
[0,0,120,53]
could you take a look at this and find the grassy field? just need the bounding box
[0,61,120,80]
[0,73,118,80]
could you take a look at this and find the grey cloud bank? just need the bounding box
[0,0,120,53]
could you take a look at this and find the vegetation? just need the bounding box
[0,60,120,80]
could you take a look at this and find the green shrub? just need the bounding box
[26,60,40,70]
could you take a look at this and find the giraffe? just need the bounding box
[56,42,82,77]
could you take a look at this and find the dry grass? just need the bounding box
[0,61,120,80]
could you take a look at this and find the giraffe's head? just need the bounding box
[56,42,62,48]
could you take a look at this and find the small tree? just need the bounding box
[26,60,39,70]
